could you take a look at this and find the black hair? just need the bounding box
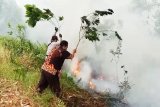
[60,40,68,47]
[51,35,58,42]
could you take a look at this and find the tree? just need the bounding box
[75,9,122,49]
[25,4,63,30]
[24,4,122,50]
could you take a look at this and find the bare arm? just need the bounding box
[59,34,62,42]
[67,49,76,59]
[57,34,62,44]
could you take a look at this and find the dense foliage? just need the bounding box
[25,4,63,27]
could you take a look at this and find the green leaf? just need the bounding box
[93,19,100,25]
[59,16,64,21]
[102,33,108,36]
[43,9,54,17]
[91,27,97,31]
[26,19,36,27]
[41,14,50,20]
[95,10,114,16]
[25,4,54,27]
[93,13,99,16]
[81,16,90,26]
[108,9,114,13]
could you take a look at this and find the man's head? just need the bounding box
[60,40,68,50]
[51,35,58,42]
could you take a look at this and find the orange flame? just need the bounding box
[72,60,80,77]
[72,58,97,90]
[88,80,96,89]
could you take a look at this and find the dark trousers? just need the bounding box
[37,69,61,97]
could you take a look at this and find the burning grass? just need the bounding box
[70,55,131,107]
[61,90,107,107]
[0,36,110,107]
[60,72,108,107]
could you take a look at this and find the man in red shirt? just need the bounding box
[37,40,76,97]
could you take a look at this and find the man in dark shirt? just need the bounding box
[37,40,76,97]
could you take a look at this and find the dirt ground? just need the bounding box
[0,78,108,107]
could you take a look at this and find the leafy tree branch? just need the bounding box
[25,4,63,31]
[76,9,122,49]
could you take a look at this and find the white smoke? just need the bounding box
[121,0,160,107]
[70,0,160,107]
[0,0,23,35]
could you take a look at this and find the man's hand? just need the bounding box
[55,27,58,32]
[67,49,77,59]
[59,34,62,38]
[72,49,76,54]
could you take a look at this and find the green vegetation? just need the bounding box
[0,25,108,107]
[25,4,63,27]
[0,35,75,106]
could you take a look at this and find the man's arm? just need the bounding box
[52,34,62,49]
[59,34,62,42]
[57,34,62,44]
[67,49,76,59]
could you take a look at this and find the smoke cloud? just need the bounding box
[0,0,23,35]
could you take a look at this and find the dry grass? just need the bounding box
[0,78,37,107]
